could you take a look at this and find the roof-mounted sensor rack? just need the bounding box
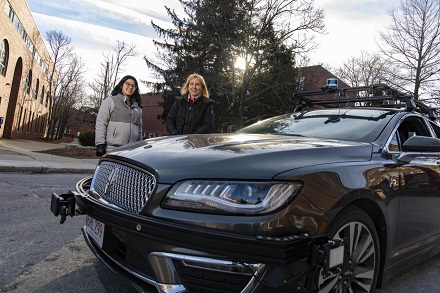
[293,81,437,121]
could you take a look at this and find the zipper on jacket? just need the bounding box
[129,106,133,144]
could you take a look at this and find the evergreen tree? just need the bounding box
[244,41,298,125]
[145,0,325,131]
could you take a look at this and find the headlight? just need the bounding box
[162,180,303,215]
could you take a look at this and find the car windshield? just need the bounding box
[237,108,396,142]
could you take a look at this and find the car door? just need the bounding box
[391,116,440,263]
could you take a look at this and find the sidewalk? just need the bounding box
[0,139,99,173]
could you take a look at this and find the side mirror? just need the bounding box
[397,136,440,163]
[402,136,440,152]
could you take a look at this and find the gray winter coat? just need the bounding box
[95,94,143,146]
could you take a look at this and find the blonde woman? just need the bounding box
[166,73,214,135]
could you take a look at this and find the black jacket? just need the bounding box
[166,94,215,135]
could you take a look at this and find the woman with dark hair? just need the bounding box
[95,75,143,157]
[166,73,214,135]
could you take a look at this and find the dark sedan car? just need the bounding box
[52,84,440,293]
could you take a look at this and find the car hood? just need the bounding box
[106,133,373,183]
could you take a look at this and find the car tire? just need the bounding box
[318,206,380,293]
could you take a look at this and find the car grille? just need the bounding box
[90,161,156,213]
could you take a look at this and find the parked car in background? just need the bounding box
[52,83,440,293]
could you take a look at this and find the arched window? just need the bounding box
[24,69,32,94]
[40,85,45,104]
[0,39,8,76]
[33,78,39,100]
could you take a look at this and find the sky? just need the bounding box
[25,0,401,94]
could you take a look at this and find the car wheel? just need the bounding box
[318,206,380,293]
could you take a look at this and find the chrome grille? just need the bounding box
[90,161,156,213]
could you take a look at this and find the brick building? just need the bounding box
[297,65,351,93]
[140,92,167,138]
[65,107,96,138]
[0,0,55,139]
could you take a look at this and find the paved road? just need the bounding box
[0,173,146,293]
[1,173,439,293]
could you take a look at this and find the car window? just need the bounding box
[388,132,401,152]
[387,116,432,152]
[429,121,440,138]
[397,117,430,144]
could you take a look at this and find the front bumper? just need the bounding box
[82,226,267,293]
[76,191,313,292]
[51,179,344,293]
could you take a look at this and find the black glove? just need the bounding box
[96,144,107,157]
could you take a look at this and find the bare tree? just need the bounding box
[223,0,325,128]
[230,0,326,128]
[43,30,73,140]
[44,30,72,101]
[335,51,403,89]
[88,41,137,109]
[43,30,87,140]
[51,54,86,139]
[378,0,440,100]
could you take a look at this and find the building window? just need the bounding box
[40,86,45,104]
[4,0,48,79]
[4,1,12,19]
[0,39,8,76]
[33,79,39,100]
[297,76,305,91]
[24,70,32,94]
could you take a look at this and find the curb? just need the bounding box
[0,166,95,174]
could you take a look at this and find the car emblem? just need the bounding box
[104,168,119,196]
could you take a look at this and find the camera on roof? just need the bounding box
[321,78,339,92]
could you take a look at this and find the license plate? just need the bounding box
[86,215,105,248]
